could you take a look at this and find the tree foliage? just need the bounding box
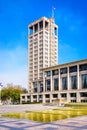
[1,85,27,104]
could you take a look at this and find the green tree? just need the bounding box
[1,84,27,104]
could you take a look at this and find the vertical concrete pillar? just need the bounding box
[77,65,80,90]
[50,94,52,103]
[77,92,80,102]
[31,95,33,102]
[43,94,45,103]
[25,95,27,103]
[67,93,70,103]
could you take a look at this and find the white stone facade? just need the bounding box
[28,17,58,93]
[21,59,87,103]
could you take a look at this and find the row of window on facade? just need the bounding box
[22,92,87,99]
[45,74,87,91]
[29,22,57,35]
[32,74,87,93]
[46,64,87,76]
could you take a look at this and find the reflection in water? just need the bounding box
[2,108,87,122]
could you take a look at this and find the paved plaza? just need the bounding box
[0,104,87,130]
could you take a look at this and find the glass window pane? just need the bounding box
[82,74,87,89]
[71,76,77,89]
[54,78,59,90]
[62,77,67,90]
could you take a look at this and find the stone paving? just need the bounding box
[0,104,87,130]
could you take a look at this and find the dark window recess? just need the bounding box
[79,64,87,71]
[54,78,59,91]
[33,82,37,87]
[33,95,37,98]
[46,71,51,76]
[40,87,43,92]
[69,66,77,73]
[53,94,58,98]
[81,100,87,102]
[61,93,67,97]
[81,74,87,89]
[27,96,30,99]
[62,77,67,90]
[34,88,37,92]
[45,21,48,28]
[71,76,77,89]
[29,26,33,35]
[52,70,59,75]
[80,93,87,97]
[71,100,76,102]
[39,21,43,29]
[60,68,67,74]
[45,94,50,98]
[39,95,42,98]
[70,93,76,97]
[46,79,51,91]
[22,96,25,99]
[54,27,57,35]
[34,24,38,32]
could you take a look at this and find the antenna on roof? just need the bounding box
[52,7,56,18]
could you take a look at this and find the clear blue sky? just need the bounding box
[0,0,87,88]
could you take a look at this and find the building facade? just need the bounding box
[20,16,87,104]
[28,17,58,93]
[21,59,87,103]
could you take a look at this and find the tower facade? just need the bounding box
[28,17,58,93]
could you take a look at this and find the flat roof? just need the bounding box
[43,58,87,71]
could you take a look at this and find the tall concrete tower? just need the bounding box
[28,17,58,93]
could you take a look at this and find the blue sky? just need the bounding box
[0,0,87,88]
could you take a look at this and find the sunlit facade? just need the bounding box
[21,59,87,103]
[20,16,87,104]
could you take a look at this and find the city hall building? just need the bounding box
[20,17,87,104]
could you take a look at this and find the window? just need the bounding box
[40,83,43,92]
[80,92,87,97]
[61,93,67,97]
[54,78,59,90]
[52,70,58,75]
[54,27,57,35]
[34,88,37,92]
[69,66,77,73]
[62,77,67,90]
[46,79,51,91]
[34,24,38,32]
[39,95,42,98]
[22,96,25,99]
[70,93,76,97]
[81,74,87,89]
[53,94,58,98]
[45,94,50,98]
[27,96,30,99]
[71,76,77,89]
[33,95,37,98]
[60,68,67,74]
[80,64,87,71]
[39,21,43,29]
[46,71,51,76]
